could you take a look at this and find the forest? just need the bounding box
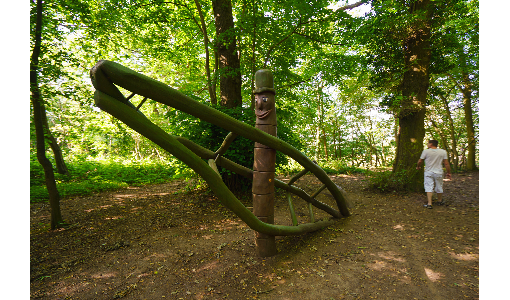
[29,0,480,299]
[30,0,478,216]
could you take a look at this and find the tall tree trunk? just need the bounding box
[367,116,379,167]
[315,125,321,160]
[31,0,64,230]
[446,72,477,171]
[380,143,386,166]
[461,73,477,170]
[212,0,242,108]
[333,119,338,159]
[194,0,218,105]
[438,93,459,171]
[447,30,478,171]
[209,0,245,191]
[250,0,257,110]
[322,128,329,161]
[332,123,336,160]
[316,82,324,160]
[393,0,432,191]
[40,101,69,175]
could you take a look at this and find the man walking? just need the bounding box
[416,140,452,209]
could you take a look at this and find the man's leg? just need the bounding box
[434,173,444,204]
[427,192,433,206]
[437,193,443,203]
[424,172,434,208]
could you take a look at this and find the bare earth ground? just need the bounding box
[30,172,479,299]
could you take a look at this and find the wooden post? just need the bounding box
[253,69,278,257]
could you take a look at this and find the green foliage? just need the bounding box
[319,160,369,175]
[167,103,254,189]
[167,102,303,190]
[278,159,368,177]
[30,0,478,200]
[30,155,179,202]
[367,169,421,193]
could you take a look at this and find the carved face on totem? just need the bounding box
[253,69,276,125]
[254,93,276,125]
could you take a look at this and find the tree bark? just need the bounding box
[438,93,459,171]
[31,0,64,229]
[461,72,477,170]
[40,100,69,175]
[315,125,321,160]
[446,72,477,171]
[322,128,329,161]
[212,0,242,108]
[393,0,432,191]
[250,0,257,110]
[367,116,379,167]
[194,0,218,105]
[333,119,339,159]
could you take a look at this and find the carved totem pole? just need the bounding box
[252,69,278,257]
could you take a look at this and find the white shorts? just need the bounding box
[424,171,444,193]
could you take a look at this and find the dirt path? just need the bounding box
[30,172,479,299]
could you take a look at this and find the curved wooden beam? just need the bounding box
[173,136,343,218]
[90,60,351,217]
[93,90,337,236]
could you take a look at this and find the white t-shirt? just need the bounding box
[420,148,448,174]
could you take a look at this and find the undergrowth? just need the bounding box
[31,147,465,205]
[366,169,419,193]
[30,155,183,203]
[279,159,369,176]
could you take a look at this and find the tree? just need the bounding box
[391,0,433,191]
[358,0,478,189]
[29,0,478,199]
[28,0,71,176]
[194,0,218,105]
[429,0,478,170]
[445,2,478,170]
[457,71,477,170]
[427,80,460,171]
[30,0,65,229]
[213,0,242,108]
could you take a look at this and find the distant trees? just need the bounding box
[30,0,478,205]
[357,0,478,189]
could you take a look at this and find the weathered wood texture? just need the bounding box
[90,60,351,239]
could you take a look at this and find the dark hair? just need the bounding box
[429,140,438,147]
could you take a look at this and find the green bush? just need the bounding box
[322,165,368,175]
[367,169,419,193]
[317,160,368,175]
[30,155,46,187]
[30,155,178,203]
[167,103,303,191]
[278,159,368,177]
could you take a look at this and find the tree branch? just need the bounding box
[278,78,313,90]
[138,1,187,8]
[301,0,369,25]
[294,31,345,46]
[262,0,367,67]
[263,19,302,68]
[336,0,368,11]
[194,0,217,104]
[446,73,464,94]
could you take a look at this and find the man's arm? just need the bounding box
[444,159,452,179]
[416,158,424,170]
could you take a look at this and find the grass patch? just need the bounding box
[30,156,181,203]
